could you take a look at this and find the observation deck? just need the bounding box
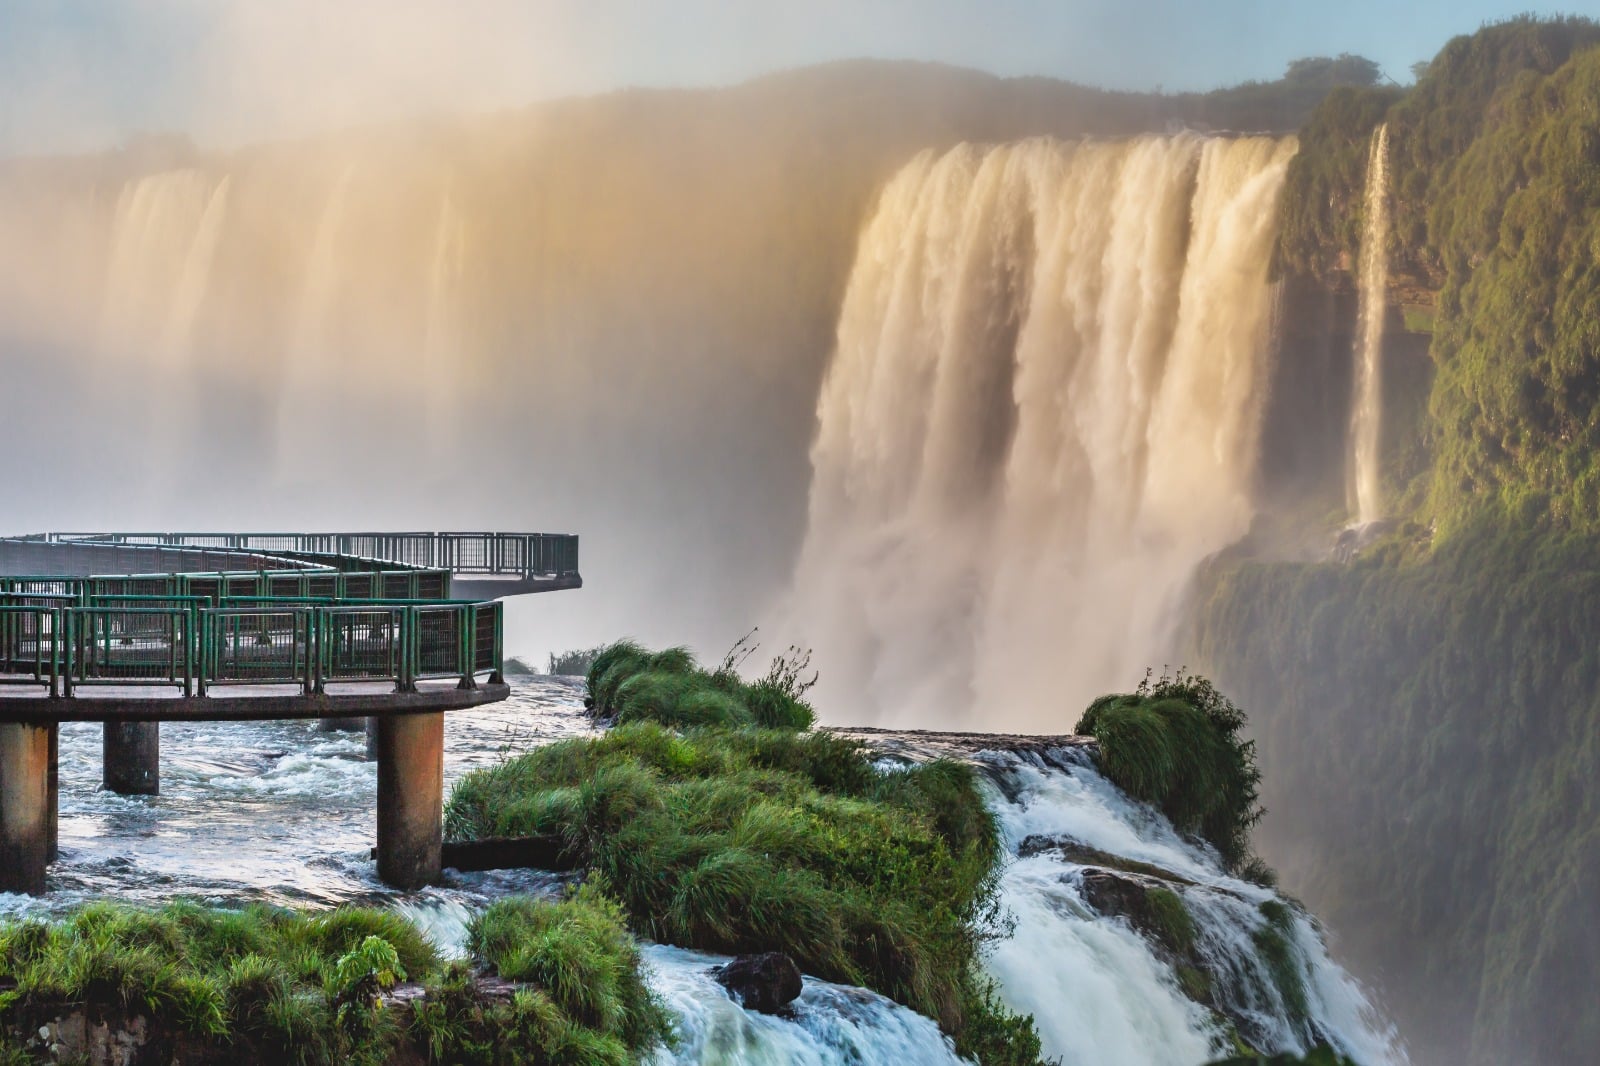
[0,531,581,895]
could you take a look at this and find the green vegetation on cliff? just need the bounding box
[1191,518,1600,1066]
[0,894,667,1065]
[448,640,1044,1066]
[1076,671,1264,872]
[1276,16,1600,529]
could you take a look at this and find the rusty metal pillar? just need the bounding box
[47,724,58,861]
[0,722,52,894]
[374,711,443,889]
[103,722,159,795]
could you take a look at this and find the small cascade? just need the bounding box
[646,946,968,1066]
[1347,123,1391,526]
[975,746,1407,1065]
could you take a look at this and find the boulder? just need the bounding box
[712,952,803,1013]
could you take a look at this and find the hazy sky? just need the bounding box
[2,0,1593,153]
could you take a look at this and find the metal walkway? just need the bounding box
[0,530,582,893]
[20,531,582,597]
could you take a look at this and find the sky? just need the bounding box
[2,0,1595,154]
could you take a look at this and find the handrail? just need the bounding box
[37,532,579,579]
[0,601,504,700]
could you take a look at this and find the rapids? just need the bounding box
[0,677,1404,1065]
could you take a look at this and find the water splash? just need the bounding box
[647,946,968,1066]
[1347,123,1391,525]
[780,135,1297,729]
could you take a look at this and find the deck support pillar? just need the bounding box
[374,712,443,889]
[103,722,159,795]
[47,724,58,861]
[0,722,53,894]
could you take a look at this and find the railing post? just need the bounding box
[399,608,416,693]
[490,602,504,685]
[456,605,477,691]
[312,608,326,695]
[62,610,75,699]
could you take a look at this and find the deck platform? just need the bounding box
[0,529,578,895]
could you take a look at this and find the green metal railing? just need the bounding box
[0,600,503,698]
[39,532,579,579]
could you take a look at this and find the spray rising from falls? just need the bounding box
[1347,124,1391,526]
[782,135,1297,729]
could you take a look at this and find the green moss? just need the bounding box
[1076,672,1263,870]
[1401,305,1435,333]
[1147,888,1198,957]
[446,720,1044,1065]
[1208,1048,1358,1066]
[1178,964,1212,1003]
[1250,923,1309,1029]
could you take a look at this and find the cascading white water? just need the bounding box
[421,191,468,459]
[646,946,968,1066]
[976,747,1407,1065]
[98,169,231,371]
[397,738,1404,1066]
[1347,124,1391,525]
[781,135,1297,729]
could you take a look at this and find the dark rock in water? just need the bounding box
[1018,834,1197,886]
[713,952,803,1013]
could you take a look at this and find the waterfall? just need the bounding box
[421,191,468,460]
[780,135,1297,729]
[98,169,230,369]
[975,747,1407,1065]
[1347,124,1391,525]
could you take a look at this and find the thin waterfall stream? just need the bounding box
[1347,123,1391,526]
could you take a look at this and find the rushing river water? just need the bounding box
[0,677,1406,1065]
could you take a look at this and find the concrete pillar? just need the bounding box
[103,722,159,795]
[47,724,58,862]
[0,722,52,894]
[365,717,379,761]
[318,716,369,733]
[374,712,443,889]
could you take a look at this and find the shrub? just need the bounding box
[446,722,1042,1065]
[547,645,608,677]
[584,639,819,731]
[0,899,667,1065]
[1077,671,1263,870]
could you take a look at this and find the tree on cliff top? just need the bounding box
[1284,54,1383,88]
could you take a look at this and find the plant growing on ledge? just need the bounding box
[451,638,1046,1066]
[1076,669,1264,873]
[583,636,817,730]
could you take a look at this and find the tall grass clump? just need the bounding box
[1077,670,1263,871]
[447,719,1043,1065]
[582,638,816,731]
[412,884,671,1066]
[548,645,609,677]
[0,898,668,1065]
